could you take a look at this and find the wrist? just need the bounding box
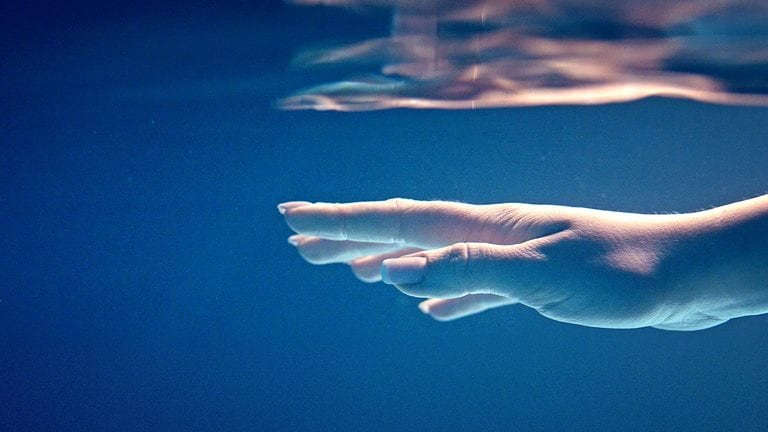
[665,195,768,322]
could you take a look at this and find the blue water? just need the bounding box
[2,1,768,431]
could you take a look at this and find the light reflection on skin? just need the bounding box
[280,0,768,111]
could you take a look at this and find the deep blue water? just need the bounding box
[2,1,768,431]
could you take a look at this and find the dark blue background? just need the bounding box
[2,1,768,431]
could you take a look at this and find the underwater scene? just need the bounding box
[2,0,768,430]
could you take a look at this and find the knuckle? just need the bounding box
[330,205,350,241]
[387,197,409,243]
[447,242,473,280]
[386,197,411,213]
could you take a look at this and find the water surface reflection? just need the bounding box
[280,0,768,110]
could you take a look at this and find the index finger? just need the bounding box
[280,198,483,248]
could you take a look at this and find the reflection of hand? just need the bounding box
[279,196,768,330]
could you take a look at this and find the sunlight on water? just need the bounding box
[279,0,768,110]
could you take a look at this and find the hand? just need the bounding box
[278,197,768,330]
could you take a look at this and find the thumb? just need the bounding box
[381,242,546,300]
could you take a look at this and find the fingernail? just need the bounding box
[277,201,312,214]
[287,235,300,246]
[418,301,431,314]
[381,257,427,285]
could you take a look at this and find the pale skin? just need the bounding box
[278,195,768,330]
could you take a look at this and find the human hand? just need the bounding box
[278,197,768,330]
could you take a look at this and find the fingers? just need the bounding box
[348,247,423,282]
[288,234,409,264]
[280,198,486,248]
[381,241,548,299]
[418,294,517,321]
[287,233,422,281]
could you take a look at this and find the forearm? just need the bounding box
[671,194,768,320]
